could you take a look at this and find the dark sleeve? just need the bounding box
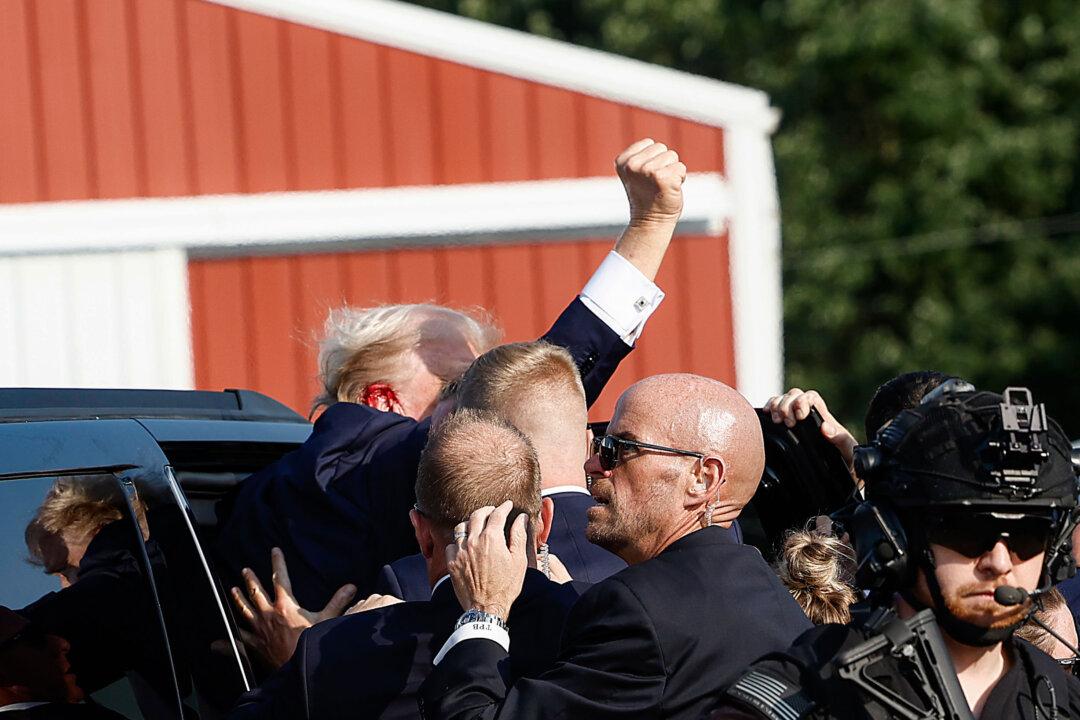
[540,298,632,408]
[719,659,819,720]
[228,635,310,720]
[419,578,665,720]
[372,563,405,599]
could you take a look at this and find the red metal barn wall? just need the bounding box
[0,0,735,419]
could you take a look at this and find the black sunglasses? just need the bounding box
[0,623,46,653]
[590,434,704,472]
[924,516,1051,562]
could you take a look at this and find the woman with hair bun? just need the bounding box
[775,527,858,625]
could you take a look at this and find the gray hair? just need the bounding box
[313,303,500,413]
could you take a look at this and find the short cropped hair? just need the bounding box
[457,341,584,413]
[1016,588,1072,655]
[864,371,953,440]
[415,408,542,532]
[313,303,501,412]
[775,528,858,625]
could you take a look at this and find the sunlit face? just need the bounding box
[583,399,692,564]
[913,540,1044,632]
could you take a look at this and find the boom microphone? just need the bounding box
[994,585,1030,607]
[994,585,1080,663]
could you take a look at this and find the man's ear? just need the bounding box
[410,509,437,561]
[358,383,403,414]
[537,497,554,545]
[685,456,724,508]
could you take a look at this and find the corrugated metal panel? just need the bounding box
[2,0,737,413]
[0,249,193,389]
[0,0,724,205]
[189,236,735,420]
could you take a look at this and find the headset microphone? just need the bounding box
[993,586,1031,607]
[994,586,1080,663]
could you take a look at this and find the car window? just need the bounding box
[0,473,182,718]
[142,467,252,716]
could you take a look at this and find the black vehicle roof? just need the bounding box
[0,388,307,424]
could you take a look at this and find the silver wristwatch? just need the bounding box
[455,609,509,632]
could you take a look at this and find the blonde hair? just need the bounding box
[457,341,584,415]
[313,303,501,413]
[775,528,858,625]
[25,475,148,571]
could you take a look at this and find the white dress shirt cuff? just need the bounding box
[432,619,510,665]
[579,251,665,346]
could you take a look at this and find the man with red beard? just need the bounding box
[713,381,1080,719]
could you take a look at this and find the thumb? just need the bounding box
[509,513,528,560]
[445,542,459,570]
[318,583,358,620]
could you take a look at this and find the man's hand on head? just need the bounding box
[445,501,529,622]
[230,547,357,669]
[612,139,687,282]
[764,388,859,482]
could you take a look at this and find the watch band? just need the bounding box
[455,609,509,632]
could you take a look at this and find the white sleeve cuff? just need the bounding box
[432,619,510,665]
[579,251,665,346]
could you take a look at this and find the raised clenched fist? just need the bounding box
[615,139,687,227]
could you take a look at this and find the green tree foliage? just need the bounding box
[411,0,1080,435]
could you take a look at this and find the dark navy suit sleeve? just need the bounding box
[373,554,431,602]
[373,563,406,599]
[419,578,665,720]
[229,635,310,720]
[541,298,632,408]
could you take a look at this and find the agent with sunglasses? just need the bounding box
[418,374,811,720]
[713,381,1080,720]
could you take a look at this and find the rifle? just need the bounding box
[833,608,974,720]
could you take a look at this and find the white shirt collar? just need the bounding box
[431,573,452,599]
[542,485,591,497]
[0,702,52,712]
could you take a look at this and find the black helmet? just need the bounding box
[846,380,1080,645]
[859,381,1076,518]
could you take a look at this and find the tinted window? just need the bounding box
[0,474,181,718]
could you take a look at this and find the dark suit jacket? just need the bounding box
[375,490,627,601]
[229,569,586,720]
[419,526,812,720]
[214,298,631,608]
[0,703,127,719]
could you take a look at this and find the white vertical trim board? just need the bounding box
[724,127,784,405]
[209,0,779,134]
[0,249,194,390]
[0,174,730,257]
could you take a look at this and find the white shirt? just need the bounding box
[579,251,664,345]
[0,702,52,713]
[432,253,661,665]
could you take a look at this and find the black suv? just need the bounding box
[0,388,311,719]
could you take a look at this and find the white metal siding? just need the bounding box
[0,249,193,389]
